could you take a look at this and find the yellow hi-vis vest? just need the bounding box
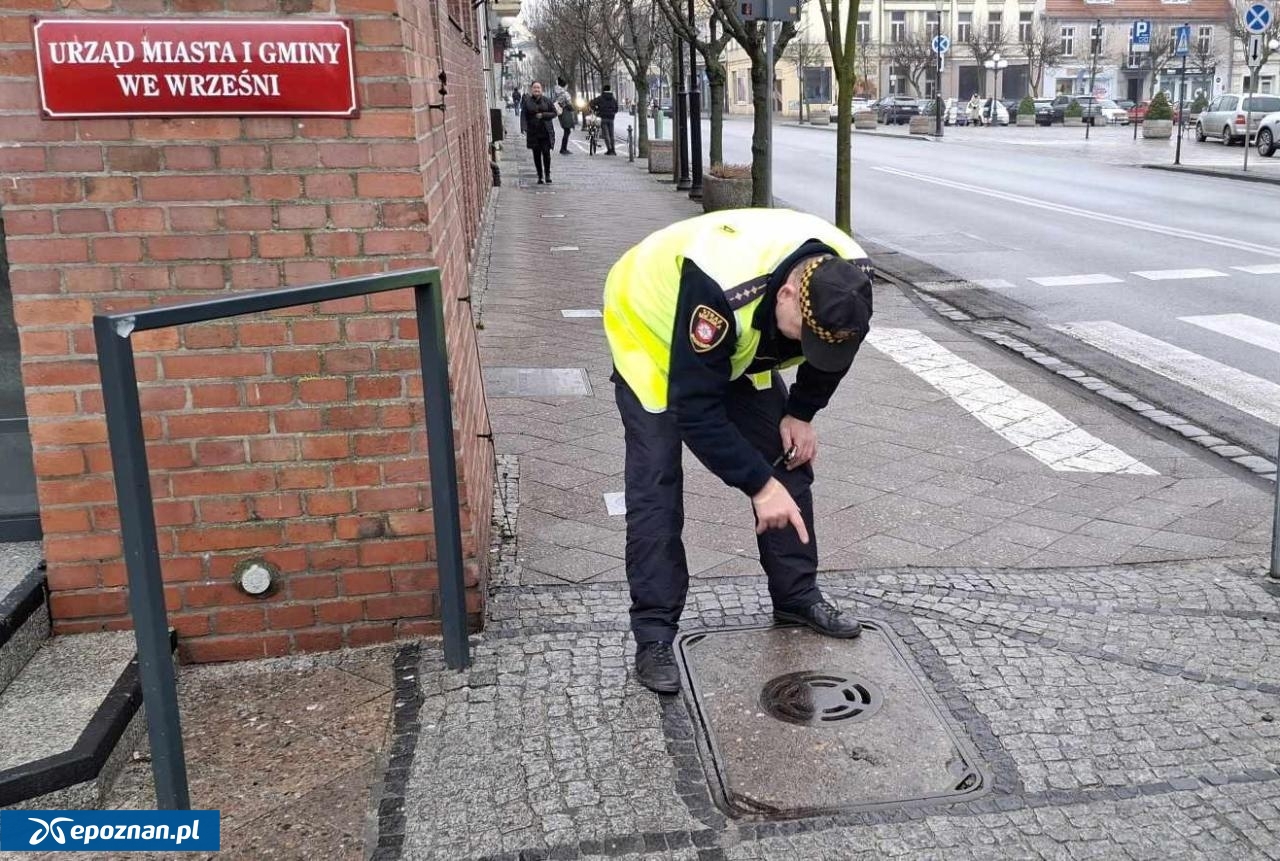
[603,208,868,412]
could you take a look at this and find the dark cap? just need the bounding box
[795,255,873,372]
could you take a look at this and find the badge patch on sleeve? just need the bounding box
[689,305,730,353]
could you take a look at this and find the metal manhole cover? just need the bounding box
[760,671,883,726]
[677,622,989,819]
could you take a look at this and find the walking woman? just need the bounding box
[522,81,558,184]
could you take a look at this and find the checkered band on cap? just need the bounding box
[798,255,853,345]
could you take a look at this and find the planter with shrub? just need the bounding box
[1016,96,1036,126]
[647,139,673,174]
[1064,101,1083,126]
[1143,92,1173,139]
[810,105,831,125]
[908,114,933,134]
[702,163,754,212]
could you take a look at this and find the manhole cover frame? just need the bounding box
[676,620,992,820]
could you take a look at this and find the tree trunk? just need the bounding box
[750,50,770,207]
[834,69,854,233]
[707,65,726,166]
[635,81,651,157]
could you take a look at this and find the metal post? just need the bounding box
[765,0,775,207]
[688,0,703,199]
[93,317,190,810]
[675,29,691,190]
[628,123,635,162]
[1245,75,1256,172]
[1086,17,1100,140]
[414,283,471,670]
[1271,430,1280,578]
[935,45,944,135]
[1175,50,1186,165]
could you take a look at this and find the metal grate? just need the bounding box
[760,671,884,726]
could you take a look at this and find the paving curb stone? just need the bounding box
[1144,163,1280,186]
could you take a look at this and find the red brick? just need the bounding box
[277,205,326,229]
[33,449,85,477]
[297,379,347,403]
[308,546,358,570]
[171,468,275,497]
[113,206,166,232]
[346,622,396,647]
[163,354,267,379]
[223,205,273,230]
[273,350,322,375]
[153,500,197,527]
[359,538,428,567]
[284,260,333,284]
[282,521,335,543]
[350,111,414,138]
[332,462,381,488]
[382,201,430,228]
[354,432,412,457]
[141,175,245,201]
[45,563,98,589]
[387,511,435,536]
[177,524,282,552]
[267,604,315,629]
[369,142,420,167]
[304,173,355,199]
[7,176,80,205]
[317,600,363,624]
[29,418,106,446]
[270,143,319,169]
[274,408,323,432]
[139,386,188,411]
[189,382,241,407]
[194,441,247,467]
[316,143,371,168]
[244,381,294,407]
[133,118,241,141]
[149,234,250,261]
[171,613,212,638]
[5,210,53,235]
[355,376,404,399]
[229,263,281,290]
[26,391,78,415]
[163,145,216,171]
[248,438,298,462]
[292,628,345,653]
[277,466,327,490]
[342,569,390,596]
[305,491,353,516]
[328,202,377,228]
[212,608,267,634]
[254,494,302,519]
[301,435,349,460]
[85,177,137,202]
[183,634,291,663]
[55,209,108,234]
[324,405,376,430]
[50,590,127,619]
[287,575,338,600]
[107,147,162,172]
[169,411,269,439]
[357,172,423,198]
[170,207,220,232]
[258,234,307,258]
[310,232,361,257]
[365,594,431,620]
[249,175,302,200]
[170,264,224,290]
[8,237,89,265]
[183,582,259,608]
[218,145,269,170]
[91,236,143,264]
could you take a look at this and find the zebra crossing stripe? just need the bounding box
[1232,263,1280,275]
[868,328,1157,475]
[1132,268,1229,281]
[1028,274,1123,287]
[1054,320,1280,425]
[1180,313,1280,354]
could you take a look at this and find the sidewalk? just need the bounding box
[386,128,1280,860]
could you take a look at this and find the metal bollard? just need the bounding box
[627,125,634,162]
[1271,431,1279,579]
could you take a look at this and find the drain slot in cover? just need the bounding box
[760,671,883,726]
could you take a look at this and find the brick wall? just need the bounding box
[0,0,494,662]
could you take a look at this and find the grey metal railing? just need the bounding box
[92,267,470,809]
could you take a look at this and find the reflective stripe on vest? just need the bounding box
[603,208,867,412]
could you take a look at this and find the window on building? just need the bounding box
[987,12,1002,42]
[926,11,940,40]
[1197,25,1213,55]
[1061,26,1075,56]
[1089,21,1104,53]
[803,67,832,103]
[1127,49,1144,68]
[858,11,871,43]
[1019,11,1033,42]
[733,71,748,103]
[891,11,907,43]
[958,11,972,42]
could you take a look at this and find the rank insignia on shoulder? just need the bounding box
[689,304,729,353]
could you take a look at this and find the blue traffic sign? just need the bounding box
[1173,24,1191,56]
[932,34,950,54]
[1245,2,1272,33]
[1131,20,1151,45]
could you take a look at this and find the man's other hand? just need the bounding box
[779,416,817,469]
[751,478,809,544]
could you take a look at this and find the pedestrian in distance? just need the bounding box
[603,208,875,695]
[553,77,576,154]
[589,83,620,155]
[967,93,983,126]
[521,81,557,184]
[511,86,520,113]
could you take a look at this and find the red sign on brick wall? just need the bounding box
[33,18,359,119]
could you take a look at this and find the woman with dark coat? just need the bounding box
[522,80,558,184]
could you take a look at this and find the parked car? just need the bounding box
[1255,110,1280,156]
[1034,97,1054,125]
[877,96,921,124]
[1050,94,1104,124]
[829,97,870,118]
[1196,93,1280,144]
[981,98,1010,125]
[1096,99,1130,125]
[917,98,943,118]
[1128,101,1149,122]
[999,98,1022,121]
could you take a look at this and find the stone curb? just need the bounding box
[1144,163,1280,186]
[786,121,933,142]
[895,282,1278,484]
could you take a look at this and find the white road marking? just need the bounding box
[1053,320,1280,425]
[873,165,1280,259]
[561,309,603,318]
[1028,273,1123,287]
[1132,268,1229,281]
[868,327,1157,475]
[1180,313,1280,354]
[550,245,579,252]
[540,214,566,218]
[1233,263,1280,274]
[974,278,1017,290]
[603,492,627,516]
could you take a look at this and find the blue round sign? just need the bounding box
[1245,2,1272,33]
[932,35,951,54]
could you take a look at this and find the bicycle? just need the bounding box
[584,114,601,156]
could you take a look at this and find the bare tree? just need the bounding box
[529,0,584,88]
[712,0,798,206]
[654,0,734,166]
[1229,15,1280,72]
[783,4,827,122]
[855,26,877,97]
[1111,31,1173,99]
[610,0,667,157]
[1021,22,1064,97]
[886,34,934,96]
[816,0,861,232]
[966,18,1008,93]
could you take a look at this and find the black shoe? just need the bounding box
[560,149,571,155]
[635,642,680,694]
[774,599,862,639]
[545,178,552,184]
[536,178,544,184]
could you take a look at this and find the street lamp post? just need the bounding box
[983,54,1008,125]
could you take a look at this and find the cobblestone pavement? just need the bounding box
[385,125,1280,860]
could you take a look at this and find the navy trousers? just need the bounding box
[614,372,821,645]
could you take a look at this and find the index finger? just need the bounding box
[789,507,810,544]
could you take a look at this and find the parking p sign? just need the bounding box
[1131,19,1151,53]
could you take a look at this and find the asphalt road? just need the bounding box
[704,118,1280,455]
